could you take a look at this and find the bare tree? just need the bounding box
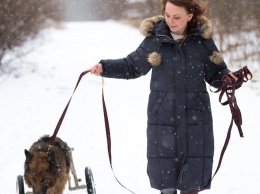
[144,0,162,17]
[86,0,128,20]
[207,0,260,68]
[0,0,62,70]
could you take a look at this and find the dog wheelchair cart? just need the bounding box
[16,147,96,194]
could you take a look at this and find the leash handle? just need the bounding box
[211,66,252,173]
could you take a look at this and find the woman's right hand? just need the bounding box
[89,63,103,76]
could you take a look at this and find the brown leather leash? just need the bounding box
[49,70,90,145]
[101,78,135,193]
[186,66,253,194]
[210,66,252,176]
[48,70,135,193]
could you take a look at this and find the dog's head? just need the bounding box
[24,149,56,194]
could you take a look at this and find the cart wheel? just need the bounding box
[16,175,25,194]
[85,166,96,194]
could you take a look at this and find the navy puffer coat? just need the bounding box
[100,16,230,192]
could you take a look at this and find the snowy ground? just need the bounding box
[0,21,259,194]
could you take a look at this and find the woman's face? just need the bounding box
[164,2,193,35]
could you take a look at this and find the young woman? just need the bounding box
[89,0,238,193]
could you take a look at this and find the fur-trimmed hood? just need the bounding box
[140,15,213,39]
[139,15,223,66]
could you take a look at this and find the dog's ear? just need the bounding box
[24,149,32,160]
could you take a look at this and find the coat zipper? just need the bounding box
[157,32,188,186]
[180,36,187,46]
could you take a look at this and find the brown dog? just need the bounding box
[24,135,71,194]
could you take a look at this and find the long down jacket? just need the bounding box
[100,16,230,192]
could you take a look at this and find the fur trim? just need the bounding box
[209,51,223,65]
[141,15,218,66]
[140,15,213,39]
[148,52,161,66]
[140,15,164,37]
[197,16,213,39]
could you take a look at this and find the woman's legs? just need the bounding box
[161,188,177,194]
[180,191,198,194]
[160,189,199,194]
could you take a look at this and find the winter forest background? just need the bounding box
[1,0,260,76]
[0,0,260,194]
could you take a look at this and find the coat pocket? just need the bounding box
[147,92,167,121]
[194,93,213,124]
[186,92,212,124]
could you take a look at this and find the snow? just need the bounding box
[0,21,259,194]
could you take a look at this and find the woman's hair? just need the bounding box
[161,0,207,19]
[160,0,207,33]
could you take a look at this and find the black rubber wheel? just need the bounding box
[16,175,25,194]
[85,166,96,194]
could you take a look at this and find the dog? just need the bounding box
[24,135,71,194]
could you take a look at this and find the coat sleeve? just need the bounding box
[100,36,155,79]
[202,38,230,88]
